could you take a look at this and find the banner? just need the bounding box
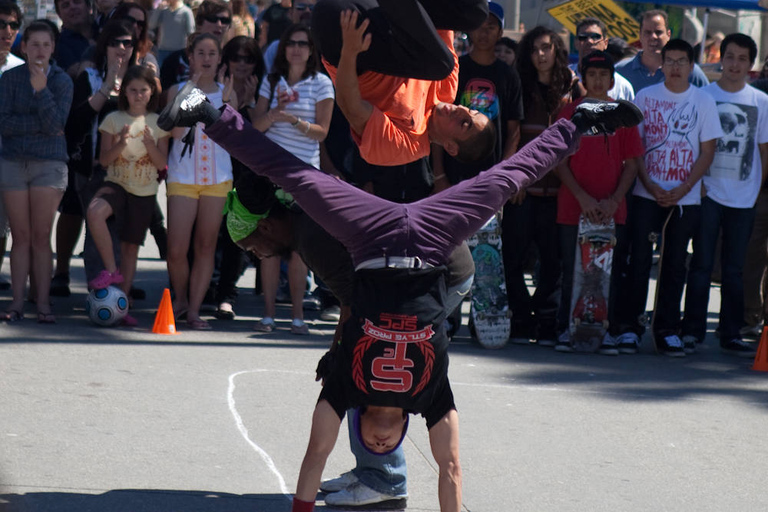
[548,0,640,43]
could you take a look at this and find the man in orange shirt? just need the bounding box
[312,0,496,166]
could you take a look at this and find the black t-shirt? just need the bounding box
[262,4,290,45]
[319,267,455,429]
[443,55,523,183]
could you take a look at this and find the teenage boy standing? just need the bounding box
[617,39,723,356]
[681,33,768,357]
[554,51,643,355]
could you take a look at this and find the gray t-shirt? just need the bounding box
[150,4,195,52]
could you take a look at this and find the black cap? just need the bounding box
[581,50,615,76]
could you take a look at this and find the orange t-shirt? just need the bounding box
[323,30,458,166]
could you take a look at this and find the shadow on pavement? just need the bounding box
[0,489,289,512]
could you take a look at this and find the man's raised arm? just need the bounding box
[335,10,374,137]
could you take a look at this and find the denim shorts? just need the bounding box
[0,158,68,192]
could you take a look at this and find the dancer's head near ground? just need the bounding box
[355,406,409,455]
[428,103,496,163]
[226,173,295,260]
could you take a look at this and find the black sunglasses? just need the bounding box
[204,15,232,25]
[0,20,21,31]
[123,15,146,29]
[230,54,257,64]
[286,40,310,48]
[108,38,135,49]
[577,32,603,42]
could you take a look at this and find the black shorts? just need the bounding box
[92,182,155,245]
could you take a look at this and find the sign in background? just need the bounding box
[548,0,641,43]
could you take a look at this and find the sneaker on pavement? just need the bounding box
[320,304,341,322]
[157,81,221,130]
[720,338,758,358]
[656,334,686,357]
[554,331,574,353]
[572,98,644,135]
[324,481,407,508]
[49,273,70,297]
[739,324,762,340]
[509,336,532,345]
[597,332,619,356]
[616,332,640,354]
[320,471,358,493]
[682,335,698,355]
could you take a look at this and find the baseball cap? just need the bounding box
[581,50,615,75]
[488,1,504,28]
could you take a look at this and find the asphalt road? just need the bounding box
[1,213,767,512]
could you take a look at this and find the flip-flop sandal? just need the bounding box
[37,313,56,324]
[188,319,212,330]
[215,303,236,320]
[2,309,23,322]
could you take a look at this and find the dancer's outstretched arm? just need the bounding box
[293,400,341,510]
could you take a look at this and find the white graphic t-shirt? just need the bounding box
[702,82,768,208]
[633,83,724,205]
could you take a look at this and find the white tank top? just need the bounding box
[167,82,233,185]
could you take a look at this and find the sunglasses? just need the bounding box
[108,38,134,49]
[123,15,146,29]
[293,3,313,11]
[0,20,21,31]
[230,54,257,64]
[204,15,232,25]
[577,32,603,42]
[286,40,310,48]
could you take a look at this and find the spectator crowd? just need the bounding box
[1,0,767,362]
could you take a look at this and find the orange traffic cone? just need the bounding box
[152,288,179,335]
[752,326,768,372]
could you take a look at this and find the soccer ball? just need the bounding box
[86,286,129,326]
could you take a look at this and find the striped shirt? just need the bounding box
[259,72,334,168]
[0,63,73,162]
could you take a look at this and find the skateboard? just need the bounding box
[466,213,511,349]
[650,209,674,352]
[569,215,616,351]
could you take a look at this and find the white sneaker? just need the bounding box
[324,481,407,507]
[319,470,358,493]
[597,332,619,356]
[320,305,341,322]
[616,332,640,354]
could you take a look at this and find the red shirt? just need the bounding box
[556,99,644,225]
[323,30,458,166]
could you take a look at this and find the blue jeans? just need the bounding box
[558,223,627,334]
[682,196,756,341]
[619,196,701,336]
[343,276,471,496]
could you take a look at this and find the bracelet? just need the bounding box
[301,120,310,134]
[434,174,447,181]
[291,116,301,127]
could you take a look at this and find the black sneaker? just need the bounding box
[49,273,70,297]
[682,335,698,355]
[572,98,644,135]
[655,334,686,357]
[720,338,758,358]
[157,82,220,131]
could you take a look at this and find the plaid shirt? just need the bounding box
[0,62,73,162]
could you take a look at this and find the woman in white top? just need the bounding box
[251,23,334,334]
[166,32,237,330]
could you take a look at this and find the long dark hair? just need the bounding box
[222,36,265,81]
[268,24,318,93]
[113,2,151,58]
[516,26,573,116]
[118,65,160,112]
[93,20,138,78]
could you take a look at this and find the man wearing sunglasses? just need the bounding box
[569,17,634,101]
[159,0,232,91]
[0,0,23,292]
[263,0,317,73]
